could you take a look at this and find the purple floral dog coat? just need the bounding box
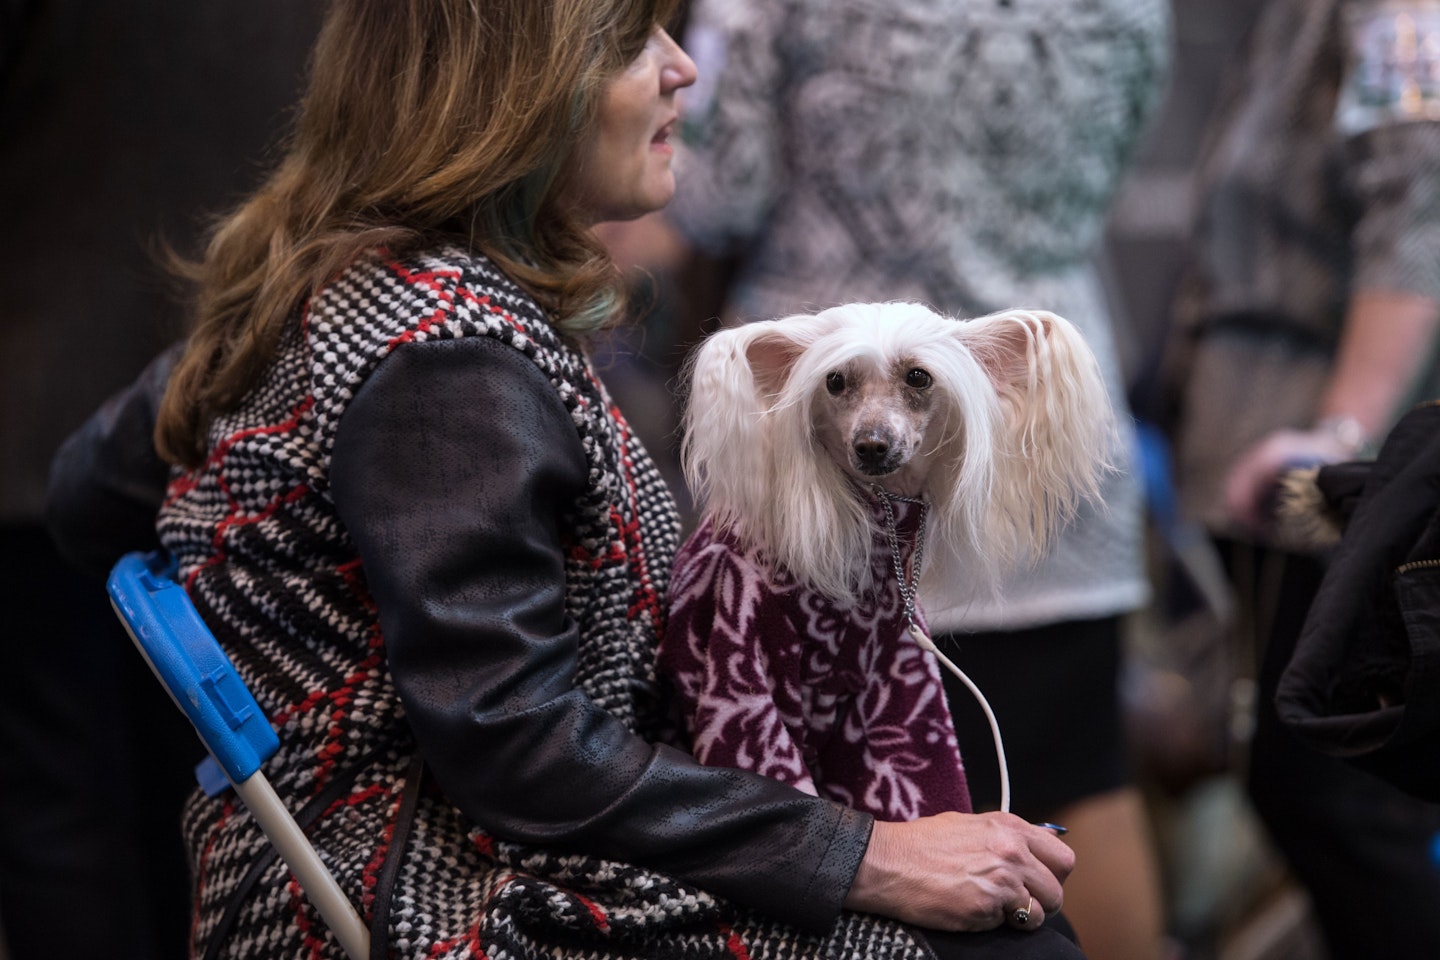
[660,496,972,822]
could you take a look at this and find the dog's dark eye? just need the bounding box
[826,371,846,395]
[906,368,933,390]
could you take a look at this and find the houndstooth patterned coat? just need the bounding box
[155,247,946,959]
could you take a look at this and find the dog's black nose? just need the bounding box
[853,434,891,470]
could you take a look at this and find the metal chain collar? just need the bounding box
[873,486,928,629]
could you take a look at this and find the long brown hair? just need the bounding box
[157,0,678,467]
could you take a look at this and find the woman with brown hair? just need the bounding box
[47,1,1078,957]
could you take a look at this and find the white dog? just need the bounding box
[658,301,1114,821]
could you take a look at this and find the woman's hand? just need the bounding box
[843,811,1074,932]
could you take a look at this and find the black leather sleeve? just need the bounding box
[46,345,179,577]
[329,336,872,931]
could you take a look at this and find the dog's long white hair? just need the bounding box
[681,301,1117,600]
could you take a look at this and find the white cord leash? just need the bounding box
[875,488,1013,814]
[908,624,1012,815]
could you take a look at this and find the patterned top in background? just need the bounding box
[669,0,1169,630]
[1168,0,1440,534]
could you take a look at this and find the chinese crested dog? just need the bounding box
[658,301,1115,821]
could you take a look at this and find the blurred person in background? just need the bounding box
[1159,1,1440,956]
[664,3,1170,958]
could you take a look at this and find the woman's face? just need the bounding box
[569,27,697,224]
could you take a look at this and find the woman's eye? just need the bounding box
[906,368,933,389]
[826,371,846,395]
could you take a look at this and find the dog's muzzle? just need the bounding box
[852,432,902,475]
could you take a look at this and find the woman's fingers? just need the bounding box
[844,811,1074,932]
[1005,892,1044,931]
[1021,819,1073,911]
[1223,427,1355,529]
[986,817,1069,932]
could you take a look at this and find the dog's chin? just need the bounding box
[845,460,926,497]
[847,456,900,479]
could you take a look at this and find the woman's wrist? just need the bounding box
[1312,415,1368,458]
[844,819,902,915]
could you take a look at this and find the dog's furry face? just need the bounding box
[682,301,1116,599]
[811,356,948,498]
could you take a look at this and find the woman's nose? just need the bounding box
[656,29,698,92]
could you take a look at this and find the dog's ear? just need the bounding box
[682,314,863,584]
[953,309,1117,559]
[687,318,810,416]
[961,309,1063,397]
[681,320,806,534]
[694,313,833,409]
[743,329,807,404]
